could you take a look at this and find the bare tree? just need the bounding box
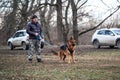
[0,0,49,44]
[18,0,45,29]
[39,0,56,43]
[62,0,70,42]
[56,0,63,42]
[1,0,18,36]
[79,6,120,36]
[0,0,120,45]
[70,0,88,44]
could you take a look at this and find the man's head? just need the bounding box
[31,15,38,23]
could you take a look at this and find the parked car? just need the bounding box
[7,29,29,50]
[92,28,120,49]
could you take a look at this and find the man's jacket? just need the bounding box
[26,21,42,39]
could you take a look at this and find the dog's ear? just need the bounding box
[69,36,76,44]
[70,36,74,40]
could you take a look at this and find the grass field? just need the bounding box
[0,46,120,80]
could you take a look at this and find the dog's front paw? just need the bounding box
[73,61,76,64]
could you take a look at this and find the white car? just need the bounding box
[7,29,29,50]
[92,28,120,49]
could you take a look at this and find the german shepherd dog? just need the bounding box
[52,37,76,64]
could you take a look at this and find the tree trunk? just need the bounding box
[70,0,79,44]
[63,0,70,42]
[39,3,51,42]
[56,0,63,42]
[2,0,18,37]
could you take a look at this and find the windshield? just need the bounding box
[113,30,120,35]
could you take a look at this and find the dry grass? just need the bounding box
[0,46,120,80]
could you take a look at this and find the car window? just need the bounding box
[23,32,27,36]
[97,30,105,35]
[113,30,120,35]
[13,32,20,38]
[19,32,24,37]
[105,30,114,35]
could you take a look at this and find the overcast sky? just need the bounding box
[85,0,120,20]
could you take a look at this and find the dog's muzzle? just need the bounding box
[72,44,75,46]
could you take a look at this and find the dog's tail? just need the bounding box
[51,50,58,56]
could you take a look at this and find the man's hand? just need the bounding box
[35,33,39,36]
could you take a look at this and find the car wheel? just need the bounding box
[116,40,120,49]
[93,40,100,49]
[9,43,14,50]
[109,46,114,48]
[22,42,27,50]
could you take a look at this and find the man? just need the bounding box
[26,15,44,63]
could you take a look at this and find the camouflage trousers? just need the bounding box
[28,39,42,60]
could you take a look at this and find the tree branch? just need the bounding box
[79,6,120,36]
[77,0,88,10]
[117,0,120,3]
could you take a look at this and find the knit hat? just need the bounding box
[31,15,38,19]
